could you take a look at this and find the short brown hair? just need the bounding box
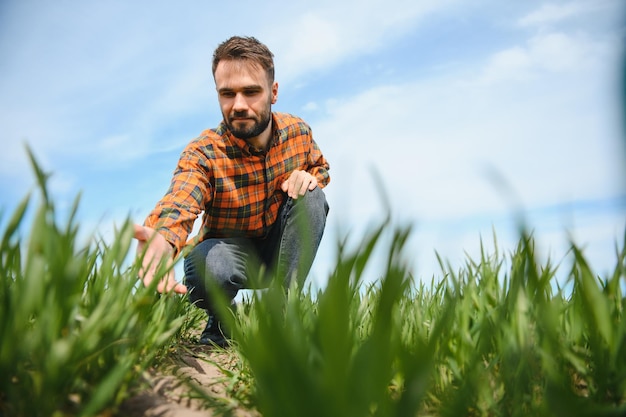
[212,36,275,83]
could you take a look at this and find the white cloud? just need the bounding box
[517,0,617,28]
[527,32,592,71]
[480,31,603,83]
[480,47,534,82]
[302,102,319,112]
[518,2,593,27]
[317,29,622,226]
[307,0,625,285]
[261,0,461,83]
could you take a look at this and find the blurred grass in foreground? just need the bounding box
[215,222,626,417]
[0,150,191,417]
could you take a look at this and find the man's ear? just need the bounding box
[271,82,279,104]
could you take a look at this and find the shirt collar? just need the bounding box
[222,112,280,156]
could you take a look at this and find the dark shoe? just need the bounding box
[199,314,230,347]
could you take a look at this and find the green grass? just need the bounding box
[0,150,192,416]
[216,225,626,417]
[2,152,626,416]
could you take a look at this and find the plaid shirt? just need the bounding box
[144,112,330,254]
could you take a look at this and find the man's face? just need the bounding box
[214,60,278,141]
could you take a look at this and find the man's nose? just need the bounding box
[233,93,247,111]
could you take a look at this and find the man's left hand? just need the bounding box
[281,170,317,199]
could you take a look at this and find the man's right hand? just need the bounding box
[133,224,187,294]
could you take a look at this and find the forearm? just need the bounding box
[307,152,330,188]
[145,147,211,253]
[144,205,199,255]
[307,138,330,188]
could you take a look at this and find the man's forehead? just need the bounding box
[215,59,267,84]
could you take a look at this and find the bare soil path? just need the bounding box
[118,343,258,417]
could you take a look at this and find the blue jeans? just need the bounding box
[183,187,329,312]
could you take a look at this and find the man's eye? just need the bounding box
[221,92,235,98]
[244,90,260,96]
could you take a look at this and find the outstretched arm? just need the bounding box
[133,224,188,294]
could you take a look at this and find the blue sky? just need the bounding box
[1,0,625,288]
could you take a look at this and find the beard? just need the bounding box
[225,105,272,141]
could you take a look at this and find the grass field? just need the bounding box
[2,154,626,416]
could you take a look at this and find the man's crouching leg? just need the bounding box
[183,238,254,347]
[273,187,329,289]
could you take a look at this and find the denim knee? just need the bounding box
[183,245,210,310]
[305,187,329,214]
[183,238,249,310]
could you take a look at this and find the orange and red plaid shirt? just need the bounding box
[144,112,330,254]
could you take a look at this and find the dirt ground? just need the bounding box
[117,343,259,417]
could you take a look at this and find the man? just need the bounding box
[133,36,330,346]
